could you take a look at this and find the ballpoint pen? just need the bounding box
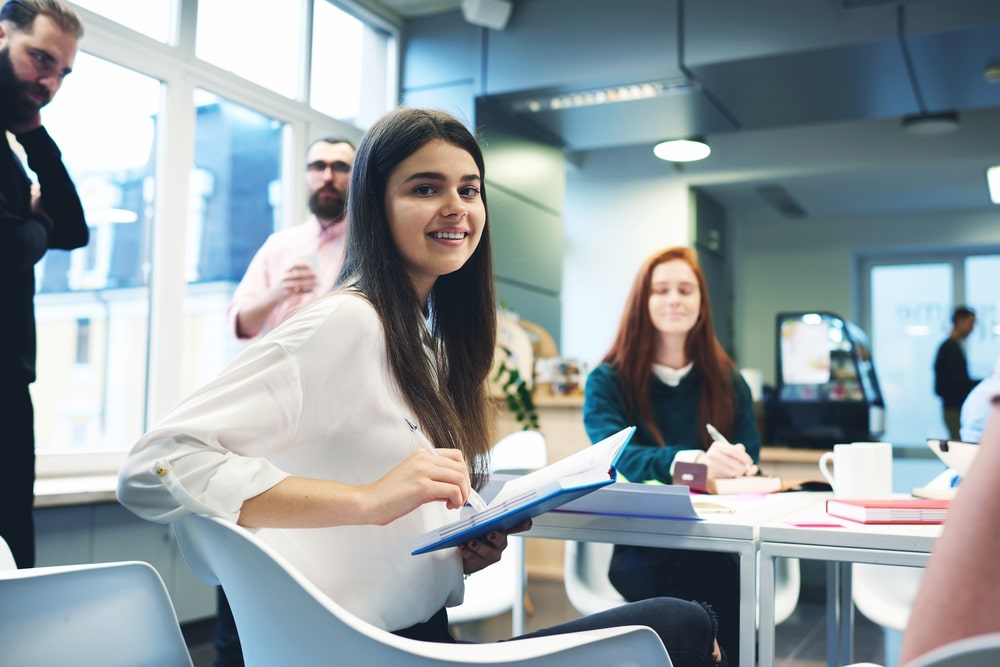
[706,423,757,475]
[705,423,731,446]
[406,418,488,511]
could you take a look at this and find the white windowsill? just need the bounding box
[34,450,126,509]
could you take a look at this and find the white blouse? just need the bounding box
[117,293,464,631]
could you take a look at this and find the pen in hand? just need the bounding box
[705,423,757,476]
[705,423,731,446]
[406,418,488,511]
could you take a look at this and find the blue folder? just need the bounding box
[411,426,635,555]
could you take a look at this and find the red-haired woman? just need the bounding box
[583,246,760,663]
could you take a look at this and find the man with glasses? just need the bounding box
[0,0,87,569]
[227,137,356,340]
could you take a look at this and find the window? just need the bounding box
[32,53,160,452]
[71,0,176,42]
[865,252,1000,447]
[181,91,285,394]
[311,1,395,127]
[196,0,308,99]
[964,255,1000,375]
[30,0,394,467]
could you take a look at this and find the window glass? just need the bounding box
[30,53,160,451]
[311,1,363,120]
[182,91,285,393]
[71,0,175,42]
[196,0,306,99]
[964,255,1000,377]
[870,263,952,446]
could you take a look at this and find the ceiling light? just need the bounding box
[509,77,697,114]
[901,111,959,136]
[653,137,710,162]
[988,165,1000,204]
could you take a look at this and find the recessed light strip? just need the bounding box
[510,77,698,113]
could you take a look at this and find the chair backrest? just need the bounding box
[173,514,672,666]
[449,429,547,629]
[0,560,194,667]
[904,632,1000,667]
[490,429,548,474]
[563,540,626,615]
[0,534,16,570]
[772,557,801,626]
[852,563,924,631]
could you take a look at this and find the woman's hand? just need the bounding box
[458,519,532,575]
[364,447,473,525]
[699,441,758,479]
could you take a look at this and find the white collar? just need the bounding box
[651,362,693,387]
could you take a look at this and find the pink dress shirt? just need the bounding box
[227,216,347,339]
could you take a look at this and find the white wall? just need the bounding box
[562,149,695,365]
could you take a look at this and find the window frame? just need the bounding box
[36,0,399,477]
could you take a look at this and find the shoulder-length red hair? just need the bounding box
[603,246,735,448]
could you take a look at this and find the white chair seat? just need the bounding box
[173,513,673,666]
[904,632,1000,667]
[0,560,194,667]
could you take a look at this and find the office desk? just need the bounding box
[758,502,940,667]
[528,491,818,667]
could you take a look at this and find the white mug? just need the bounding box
[818,442,893,498]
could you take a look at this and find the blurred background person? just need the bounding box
[227,137,355,341]
[933,306,979,440]
[583,245,759,662]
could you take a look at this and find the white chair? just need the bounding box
[173,513,672,666]
[904,632,1000,667]
[852,563,925,666]
[771,557,801,626]
[449,429,548,635]
[0,534,16,570]
[563,540,625,615]
[0,560,194,667]
[852,563,923,631]
[564,541,800,625]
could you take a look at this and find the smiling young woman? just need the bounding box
[119,110,724,667]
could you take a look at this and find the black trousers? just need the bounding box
[394,597,723,667]
[0,381,35,569]
[214,587,244,667]
[609,546,740,664]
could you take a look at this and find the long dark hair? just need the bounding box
[336,107,496,488]
[603,246,735,449]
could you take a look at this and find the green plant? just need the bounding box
[493,357,540,431]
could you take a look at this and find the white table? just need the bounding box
[528,490,819,667]
[758,501,941,667]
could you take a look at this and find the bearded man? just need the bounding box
[226,137,355,339]
[0,0,88,569]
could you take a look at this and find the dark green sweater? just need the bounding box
[583,362,760,484]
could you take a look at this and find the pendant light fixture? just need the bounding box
[653,0,739,162]
[654,138,711,162]
[897,4,959,136]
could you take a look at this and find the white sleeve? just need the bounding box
[117,339,300,524]
[669,448,703,476]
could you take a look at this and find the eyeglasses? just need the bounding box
[306,160,351,174]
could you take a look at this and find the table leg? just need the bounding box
[511,536,526,636]
[739,546,758,667]
[839,561,853,665]
[757,550,777,667]
[826,562,839,667]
